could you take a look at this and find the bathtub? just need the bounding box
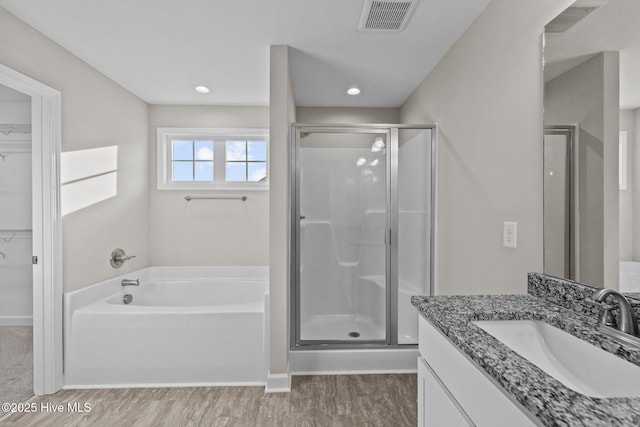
[64,266,268,388]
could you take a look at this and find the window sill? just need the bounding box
[157,182,269,191]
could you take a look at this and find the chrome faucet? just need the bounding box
[591,288,639,337]
[121,279,140,287]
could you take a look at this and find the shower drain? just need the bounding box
[348,331,361,338]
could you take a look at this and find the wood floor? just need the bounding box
[0,326,33,415]
[2,374,417,427]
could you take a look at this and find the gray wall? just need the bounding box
[0,8,150,292]
[400,0,573,295]
[296,107,400,124]
[269,45,296,380]
[148,105,269,266]
[544,52,620,288]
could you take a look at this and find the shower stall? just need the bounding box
[291,124,436,349]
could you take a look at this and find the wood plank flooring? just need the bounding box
[0,326,33,415]
[2,374,417,426]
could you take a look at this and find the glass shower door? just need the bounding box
[297,129,389,343]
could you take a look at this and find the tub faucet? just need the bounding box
[591,288,639,337]
[121,279,140,287]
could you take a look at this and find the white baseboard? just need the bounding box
[63,381,266,390]
[0,316,33,326]
[289,348,418,375]
[265,372,291,393]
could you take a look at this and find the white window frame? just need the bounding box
[157,127,269,190]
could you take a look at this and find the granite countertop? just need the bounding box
[411,274,640,427]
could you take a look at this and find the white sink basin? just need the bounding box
[473,320,640,398]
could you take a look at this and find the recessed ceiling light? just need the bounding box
[347,87,361,96]
[371,137,386,152]
[195,85,211,94]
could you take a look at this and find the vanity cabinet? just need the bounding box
[417,316,538,427]
[418,356,473,426]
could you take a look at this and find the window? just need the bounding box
[171,140,214,182]
[225,140,267,182]
[157,128,268,190]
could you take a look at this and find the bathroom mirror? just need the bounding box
[543,0,640,292]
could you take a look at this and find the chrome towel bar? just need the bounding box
[184,195,247,202]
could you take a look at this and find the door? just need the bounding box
[295,128,390,344]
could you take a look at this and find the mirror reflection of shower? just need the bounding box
[543,0,640,292]
[543,126,576,280]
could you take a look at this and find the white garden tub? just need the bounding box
[64,266,268,388]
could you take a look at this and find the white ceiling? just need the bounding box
[0,0,490,108]
[544,0,640,110]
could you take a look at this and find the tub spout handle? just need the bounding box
[110,248,136,268]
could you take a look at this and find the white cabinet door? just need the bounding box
[418,356,474,427]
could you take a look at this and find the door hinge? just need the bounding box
[32,256,38,265]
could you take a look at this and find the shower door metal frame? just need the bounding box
[290,123,437,350]
[543,125,577,280]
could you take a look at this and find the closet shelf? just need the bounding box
[0,229,32,241]
[0,124,32,136]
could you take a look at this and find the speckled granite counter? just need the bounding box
[411,273,640,427]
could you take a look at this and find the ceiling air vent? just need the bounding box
[545,0,610,33]
[358,0,420,32]
[545,7,598,33]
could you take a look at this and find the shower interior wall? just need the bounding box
[298,129,431,344]
[299,143,387,341]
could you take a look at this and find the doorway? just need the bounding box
[0,64,63,397]
[0,84,33,410]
